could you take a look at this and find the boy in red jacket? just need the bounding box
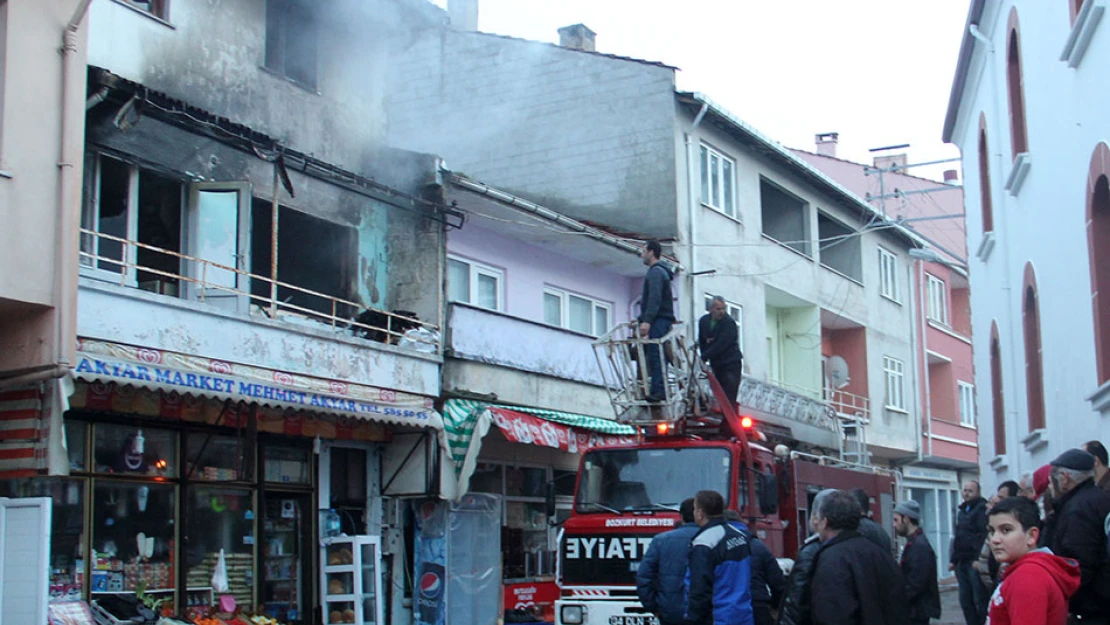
[986,497,1080,625]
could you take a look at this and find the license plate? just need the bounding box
[609,616,658,625]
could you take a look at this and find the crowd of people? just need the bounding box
[634,443,1110,625]
[953,443,1110,625]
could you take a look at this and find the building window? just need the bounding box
[990,322,1006,455]
[926,274,948,325]
[1071,0,1086,25]
[118,0,169,20]
[1089,143,1110,385]
[543,288,611,336]
[447,255,503,311]
[703,294,744,353]
[761,178,810,257]
[878,247,900,302]
[883,356,906,411]
[265,0,318,89]
[468,462,559,579]
[700,144,736,218]
[818,212,862,281]
[1006,9,1029,159]
[978,115,994,233]
[958,382,975,427]
[1022,263,1046,431]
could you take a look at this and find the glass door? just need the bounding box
[358,538,381,625]
[261,493,309,623]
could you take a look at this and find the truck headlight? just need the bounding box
[562,605,585,624]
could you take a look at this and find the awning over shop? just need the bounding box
[443,398,637,496]
[0,378,72,479]
[74,338,443,431]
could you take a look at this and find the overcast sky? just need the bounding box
[433,0,969,182]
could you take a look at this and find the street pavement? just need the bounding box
[934,577,966,625]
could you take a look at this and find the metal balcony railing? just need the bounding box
[825,388,871,422]
[737,377,838,432]
[78,228,440,350]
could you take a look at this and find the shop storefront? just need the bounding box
[442,399,636,623]
[0,339,444,625]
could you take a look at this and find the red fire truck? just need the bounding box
[551,323,897,625]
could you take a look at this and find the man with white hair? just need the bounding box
[1046,448,1110,623]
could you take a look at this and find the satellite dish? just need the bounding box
[827,356,851,389]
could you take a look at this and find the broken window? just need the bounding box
[816,211,861,281]
[265,0,318,89]
[81,154,183,294]
[250,199,358,319]
[760,178,810,257]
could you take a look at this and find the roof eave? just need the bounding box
[942,0,988,144]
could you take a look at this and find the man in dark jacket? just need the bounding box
[893,500,940,625]
[687,490,754,625]
[850,488,893,555]
[1046,448,1110,623]
[638,240,676,402]
[950,480,989,625]
[1081,440,1110,492]
[726,511,784,625]
[778,490,838,625]
[699,296,743,407]
[637,498,699,625]
[808,490,908,625]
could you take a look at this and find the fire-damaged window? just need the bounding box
[250,199,358,319]
[760,178,811,257]
[81,154,184,295]
[264,0,318,89]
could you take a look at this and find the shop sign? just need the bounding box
[503,580,558,611]
[489,407,637,453]
[902,466,959,485]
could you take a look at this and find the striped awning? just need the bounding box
[442,398,637,496]
[0,377,72,479]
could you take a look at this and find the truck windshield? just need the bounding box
[576,447,731,511]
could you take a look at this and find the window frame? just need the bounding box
[703,294,744,354]
[1006,9,1030,160]
[447,254,504,311]
[883,356,906,411]
[264,0,319,90]
[544,286,612,337]
[878,247,900,303]
[958,381,975,427]
[699,143,738,219]
[926,273,949,326]
[113,0,170,21]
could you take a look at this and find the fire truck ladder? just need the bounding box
[592,321,698,425]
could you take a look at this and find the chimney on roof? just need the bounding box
[448,0,479,31]
[873,153,908,172]
[815,132,839,157]
[558,24,596,52]
[943,169,959,183]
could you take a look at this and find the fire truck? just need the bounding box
[551,322,898,625]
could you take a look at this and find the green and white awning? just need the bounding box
[442,398,637,496]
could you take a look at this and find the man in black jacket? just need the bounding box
[778,489,837,625]
[638,240,676,402]
[850,488,893,555]
[893,500,940,625]
[1047,448,1110,623]
[809,490,908,625]
[699,296,743,408]
[950,480,988,625]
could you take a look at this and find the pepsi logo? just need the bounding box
[136,348,162,364]
[210,360,233,374]
[419,572,441,597]
[273,371,295,386]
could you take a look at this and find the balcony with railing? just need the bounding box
[76,229,442,397]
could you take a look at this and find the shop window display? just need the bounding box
[184,486,255,610]
[93,424,177,477]
[90,482,175,594]
[0,478,86,602]
[186,433,251,482]
[67,420,88,472]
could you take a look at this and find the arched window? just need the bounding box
[1007,9,1029,159]
[990,321,1006,455]
[1022,264,1046,431]
[1089,142,1110,385]
[978,114,994,233]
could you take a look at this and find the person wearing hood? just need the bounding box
[985,496,1080,625]
[1045,448,1110,623]
[950,480,989,625]
[637,239,676,402]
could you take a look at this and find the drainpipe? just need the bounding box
[54,0,94,377]
[971,20,1021,475]
[685,102,709,326]
[907,260,924,463]
[920,259,933,458]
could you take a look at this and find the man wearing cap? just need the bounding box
[1047,448,1110,623]
[893,500,940,625]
